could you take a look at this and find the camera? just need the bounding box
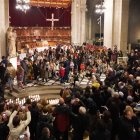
[21,106,25,110]
[19,134,25,140]
[2,113,7,118]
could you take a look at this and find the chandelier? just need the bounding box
[95,0,105,14]
[16,0,30,12]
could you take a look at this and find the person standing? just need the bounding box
[59,64,65,83]
[118,109,137,140]
[5,63,16,93]
[20,58,28,85]
[16,65,24,90]
[71,106,89,140]
[0,62,6,98]
[53,98,70,140]
[32,60,40,81]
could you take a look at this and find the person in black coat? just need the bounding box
[71,106,89,140]
[36,120,54,140]
[0,62,6,82]
[32,60,40,81]
[36,105,55,140]
[0,62,6,98]
[40,127,56,140]
[0,114,9,140]
[90,119,111,140]
[118,109,137,140]
[29,101,40,140]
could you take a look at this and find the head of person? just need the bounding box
[124,108,134,120]
[31,101,37,108]
[19,112,27,121]
[41,99,48,106]
[2,56,5,60]
[59,98,65,105]
[42,106,48,114]
[79,106,86,115]
[41,127,51,139]
[7,63,13,67]
[12,115,20,127]
[103,110,111,122]
[24,58,28,64]
[25,98,31,105]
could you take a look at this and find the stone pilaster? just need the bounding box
[80,0,87,45]
[71,0,87,46]
[71,0,79,45]
[119,0,129,52]
[104,0,114,48]
[112,0,129,52]
[103,0,129,52]
[0,0,9,58]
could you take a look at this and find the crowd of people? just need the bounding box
[0,44,140,140]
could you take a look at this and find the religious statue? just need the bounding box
[7,27,17,58]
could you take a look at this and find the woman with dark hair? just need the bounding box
[7,106,31,140]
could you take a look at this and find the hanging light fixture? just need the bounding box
[95,1,105,14]
[16,0,30,12]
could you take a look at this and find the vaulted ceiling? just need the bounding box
[30,0,72,8]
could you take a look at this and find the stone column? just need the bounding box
[104,0,114,48]
[71,0,80,45]
[77,0,81,45]
[119,0,130,52]
[71,0,87,46]
[104,0,129,52]
[80,0,87,45]
[0,0,9,58]
[112,0,129,52]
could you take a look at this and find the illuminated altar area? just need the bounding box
[15,27,71,53]
[9,0,72,53]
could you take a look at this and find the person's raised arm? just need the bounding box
[7,108,18,129]
[24,106,31,126]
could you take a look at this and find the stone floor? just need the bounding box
[4,74,106,101]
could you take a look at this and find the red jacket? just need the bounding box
[54,113,70,132]
[80,63,85,70]
[59,67,65,77]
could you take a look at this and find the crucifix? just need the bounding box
[46,13,59,30]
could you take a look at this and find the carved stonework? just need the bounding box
[7,27,17,58]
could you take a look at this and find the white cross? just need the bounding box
[46,13,59,30]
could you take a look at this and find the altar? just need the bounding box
[15,27,71,53]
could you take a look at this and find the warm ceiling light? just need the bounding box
[30,0,72,8]
[16,0,30,12]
